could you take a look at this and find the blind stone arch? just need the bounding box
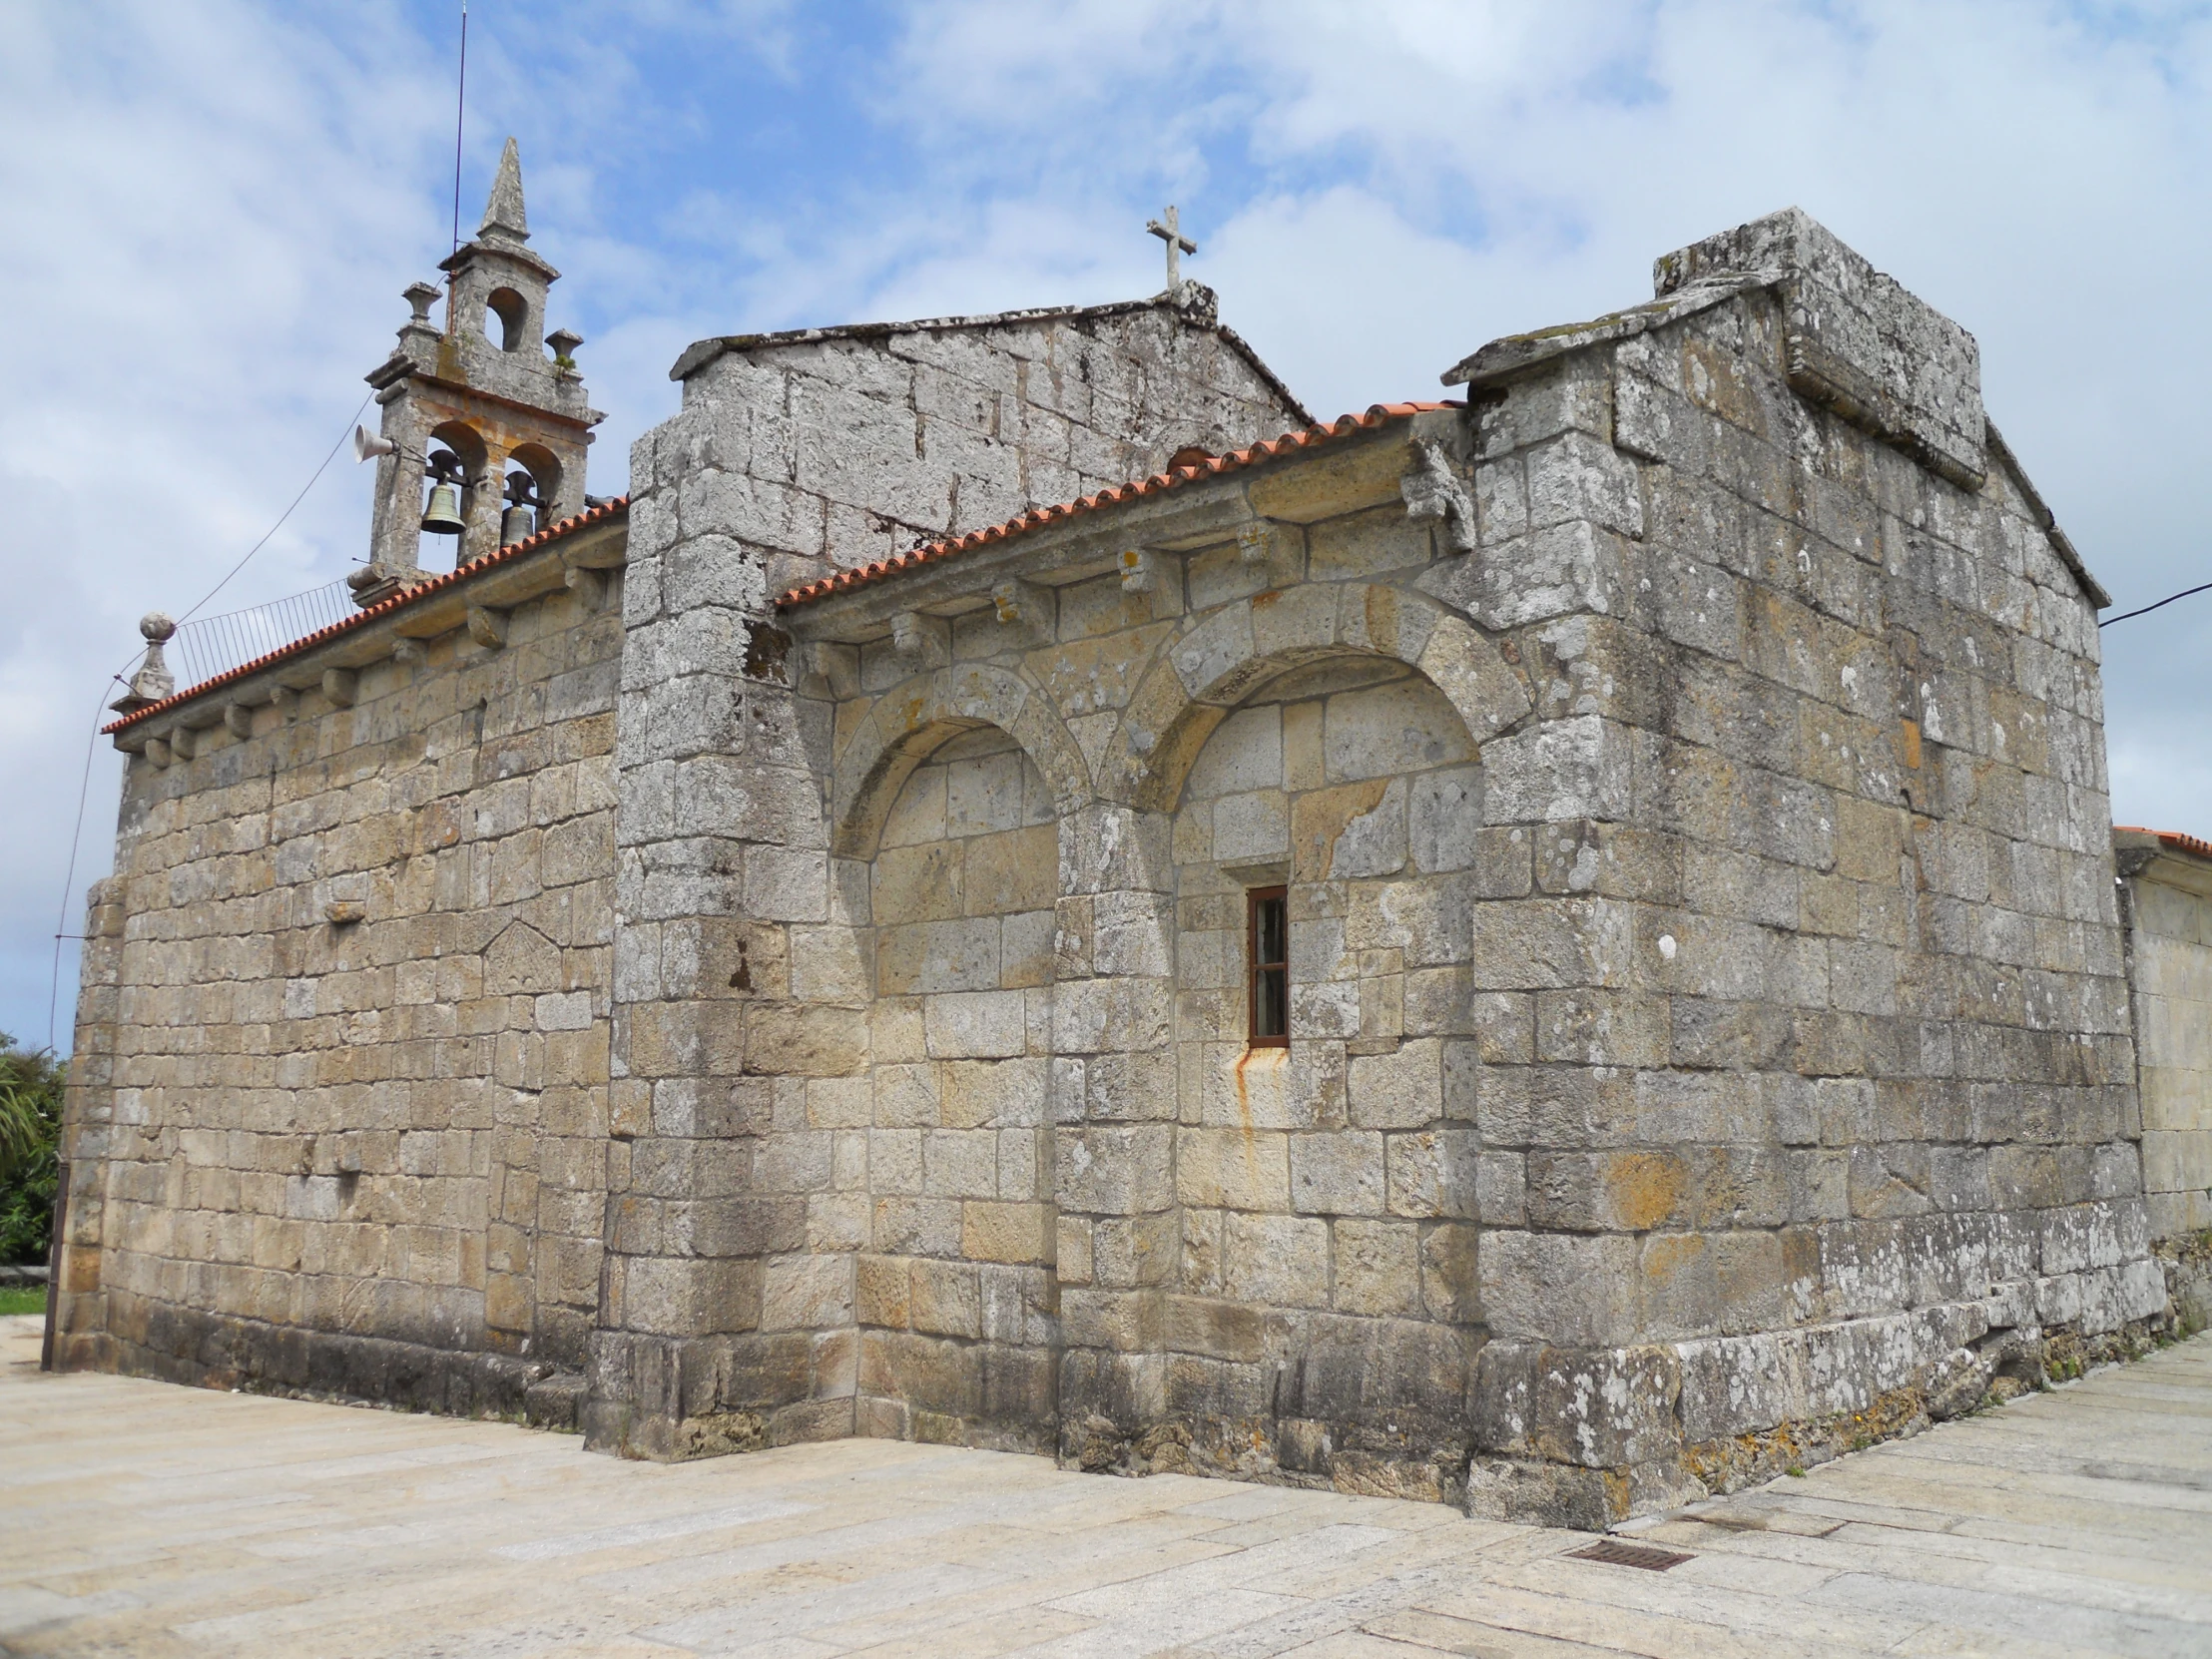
[1100,582,1536,814]
[830,663,1092,859]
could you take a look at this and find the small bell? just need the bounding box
[420,452,466,536]
[499,470,540,546]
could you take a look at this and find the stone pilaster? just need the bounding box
[1050,803,1180,1469]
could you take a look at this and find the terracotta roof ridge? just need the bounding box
[105,496,630,734]
[2115,826,2212,862]
[776,402,1453,611]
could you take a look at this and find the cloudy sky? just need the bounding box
[6,0,2212,1051]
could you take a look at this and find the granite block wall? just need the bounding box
[772,209,2171,1523]
[64,212,2179,1530]
[59,566,621,1421]
[2114,830,2212,1332]
[587,291,1308,1456]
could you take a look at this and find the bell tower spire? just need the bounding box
[481,136,528,246]
[351,138,602,607]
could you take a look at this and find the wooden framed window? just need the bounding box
[1248,886,1289,1047]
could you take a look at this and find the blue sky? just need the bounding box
[7,0,2212,1050]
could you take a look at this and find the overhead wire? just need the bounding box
[45,390,372,1052]
[2100,580,2212,628]
[46,0,472,1051]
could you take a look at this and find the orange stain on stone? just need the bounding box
[1606,1151,1685,1232]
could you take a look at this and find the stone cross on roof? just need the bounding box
[1147,205,1196,291]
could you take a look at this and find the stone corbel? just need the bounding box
[272,687,300,722]
[1117,548,1156,593]
[167,725,197,761]
[564,565,607,612]
[467,606,509,650]
[223,703,255,739]
[392,639,425,667]
[1401,440,1477,553]
[321,669,358,708]
[144,736,173,769]
[803,640,860,700]
[890,610,950,670]
[1236,522,1274,565]
[989,578,1052,649]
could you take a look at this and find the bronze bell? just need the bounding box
[420,452,466,536]
[499,470,540,546]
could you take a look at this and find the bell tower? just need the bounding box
[352,138,603,606]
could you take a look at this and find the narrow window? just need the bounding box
[1249,886,1288,1047]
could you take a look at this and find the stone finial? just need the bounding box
[118,612,176,710]
[404,280,441,324]
[480,137,529,246]
[546,328,583,368]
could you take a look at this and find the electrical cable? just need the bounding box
[43,390,373,1053]
[2100,580,2212,628]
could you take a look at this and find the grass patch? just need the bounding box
[0,1285,48,1317]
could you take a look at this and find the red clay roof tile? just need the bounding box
[104,497,631,734]
[2117,827,2212,862]
[775,402,1454,611]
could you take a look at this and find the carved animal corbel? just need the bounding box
[1401,440,1477,553]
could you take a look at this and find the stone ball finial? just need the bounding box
[140,611,176,644]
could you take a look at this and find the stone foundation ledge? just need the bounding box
[1470,1255,2174,1528]
[74,1301,585,1431]
[582,1328,855,1460]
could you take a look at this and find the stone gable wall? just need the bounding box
[656,296,1304,600]
[60,575,621,1420]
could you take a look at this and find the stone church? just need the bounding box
[57,144,2207,1527]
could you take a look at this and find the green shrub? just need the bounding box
[0,1035,63,1266]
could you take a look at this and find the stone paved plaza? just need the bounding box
[3,1316,2209,1657]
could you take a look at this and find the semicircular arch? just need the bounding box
[1103,582,1535,813]
[830,662,1092,858]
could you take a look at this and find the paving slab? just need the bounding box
[3,1317,2209,1657]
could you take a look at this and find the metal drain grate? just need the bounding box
[1565,1538,1694,1571]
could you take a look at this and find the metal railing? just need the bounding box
[170,578,355,692]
